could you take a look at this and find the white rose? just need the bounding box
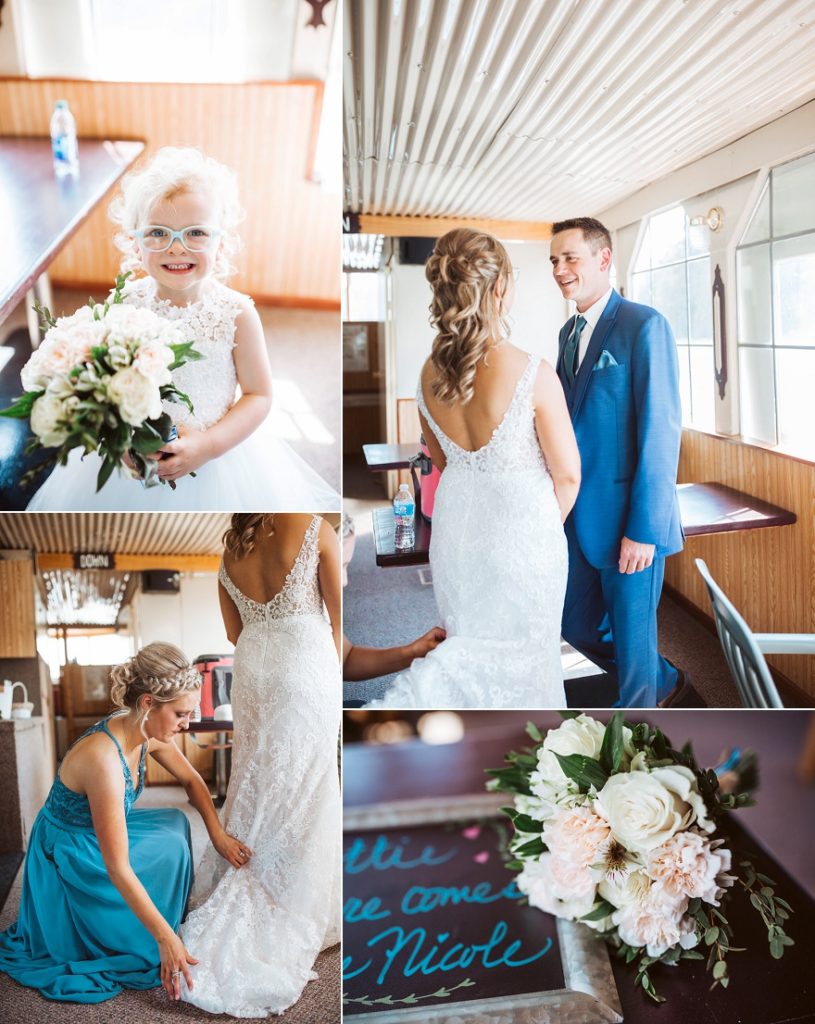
[530,715,634,813]
[107,343,132,370]
[30,393,69,447]
[598,868,652,911]
[516,853,598,921]
[107,367,162,426]
[20,350,49,391]
[596,766,714,856]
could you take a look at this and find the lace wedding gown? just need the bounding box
[26,277,339,511]
[365,355,567,709]
[180,516,341,1018]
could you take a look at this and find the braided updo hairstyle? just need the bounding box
[223,513,274,558]
[110,643,201,733]
[425,228,513,404]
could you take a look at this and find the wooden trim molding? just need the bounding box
[37,554,221,572]
[358,214,553,241]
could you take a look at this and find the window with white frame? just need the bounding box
[736,150,815,457]
[630,206,714,430]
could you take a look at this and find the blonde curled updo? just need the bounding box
[223,514,273,558]
[425,228,512,404]
[109,642,201,713]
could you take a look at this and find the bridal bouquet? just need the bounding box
[0,274,202,490]
[488,712,795,1003]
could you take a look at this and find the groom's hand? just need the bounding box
[618,537,655,574]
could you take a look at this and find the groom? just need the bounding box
[551,217,691,708]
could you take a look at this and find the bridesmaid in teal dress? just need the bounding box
[0,642,254,1004]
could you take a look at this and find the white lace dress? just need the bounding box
[26,277,339,511]
[365,356,568,709]
[180,516,341,1018]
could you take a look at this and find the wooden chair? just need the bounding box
[695,559,815,708]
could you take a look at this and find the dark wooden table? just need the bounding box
[0,136,145,326]
[344,716,815,1023]
[364,450,797,566]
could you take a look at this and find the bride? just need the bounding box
[179,512,341,1017]
[365,228,581,709]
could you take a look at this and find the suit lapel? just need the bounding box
[568,290,621,419]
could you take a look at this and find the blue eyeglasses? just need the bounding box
[134,225,222,253]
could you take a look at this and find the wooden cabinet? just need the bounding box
[0,559,36,658]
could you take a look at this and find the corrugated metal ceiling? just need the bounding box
[0,514,230,555]
[344,0,815,220]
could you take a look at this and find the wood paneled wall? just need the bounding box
[666,429,815,698]
[0,79,339,308]
[0,559,36,658]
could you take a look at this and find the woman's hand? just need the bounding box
[407,626,446,660]
[213,829,254,869]
[156,426,213,482]
[158,931,199,1000]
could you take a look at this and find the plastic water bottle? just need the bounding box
[393,483,415,550]
[50,100,79,177]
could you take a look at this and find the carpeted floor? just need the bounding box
[0,785,340,1023]
[0,291,340,509]
[342,454,741,708]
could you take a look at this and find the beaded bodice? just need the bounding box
[123,276,247,430]
[44,718,146,829]
[417,355,548,473]
[218,516,324,626]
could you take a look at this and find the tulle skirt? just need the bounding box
[26,415,339,512]
[0,806,193,1003]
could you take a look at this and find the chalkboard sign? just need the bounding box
[344,794,622,1023]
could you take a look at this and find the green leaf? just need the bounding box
[712,960,727,979]
[769,939,784,959]
[704,926,720,945]
[0,389,45,419]
[580,899,615,923]
[553,752,609,792]
[95,455,117,493]
[503,809,543,833]
[599,710,625,774]
[515,836,546,857]
[558,710,581,720]
[525,721,543,742]
[168,340,204,371]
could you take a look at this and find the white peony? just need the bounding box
[55,305,94,328]
[647,831,734,905]
[599,868,653,911]
[30,393,69,446]
[107,367,162,426]
[517,853,598,921]
[612,884,698,958]
[132,340,173,385]
[596,765,714,856]
[20,350,49,392]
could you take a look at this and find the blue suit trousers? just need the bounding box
[562,518,678,707]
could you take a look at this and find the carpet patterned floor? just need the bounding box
[0,785,340,1023]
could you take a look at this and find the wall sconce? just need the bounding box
[689,207,725,232]
[712,264,727,400]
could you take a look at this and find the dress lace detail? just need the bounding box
[44,719,146,828]
[122,276,244,429]
[217,516,323,625]
[180,517,340,1018]
[366,353,568,709]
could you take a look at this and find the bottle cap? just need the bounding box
[55,99,68,108]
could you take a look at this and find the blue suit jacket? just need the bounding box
[557,290,684,569]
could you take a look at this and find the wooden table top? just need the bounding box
[0,136,145,324]
[363,442,423,471]
[344,719,815,1023]
[371,480,797,567]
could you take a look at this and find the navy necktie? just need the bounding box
[563,314,587,388]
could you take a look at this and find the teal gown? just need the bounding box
[0,718,193,1002]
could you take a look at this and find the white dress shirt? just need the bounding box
[575,288,613,371]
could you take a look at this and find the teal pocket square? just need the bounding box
[593,350,619,370]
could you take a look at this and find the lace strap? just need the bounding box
[218,560,242,606]
[415,379,446,446]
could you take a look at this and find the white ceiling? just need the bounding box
[344,0,815,221]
